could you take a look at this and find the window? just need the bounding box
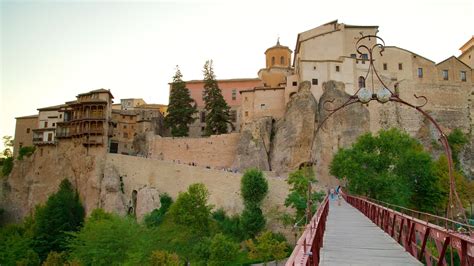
[123,125,127,129]
[47,133,53,141]
[201,126,205,131]
[418,68,423,78]
[313,66,316,70]
[123,132,128,138]
[350,54,356,58]
[398,63,403,70]
[59,114,62,119]
[19,142,23,148]
[245,111,248,117]
[292,81,297,86]
[230,110,237,122]
[44,121,48,128]
[129,116,133,120]
[461,71,466,82]
[336,66,340,72]
[443,70,449,80]
[52,123,55,127]
[271,56,275,65]
[312,79,318,85]
[232,89,237,100]
[358,76,366,88]
[361,54,368,64]
[26,128,30,133]
[383,63,387,70]
[200,111,206,123]
[124,144,128,148]
[260,103,266,109]
[280,56,285,65]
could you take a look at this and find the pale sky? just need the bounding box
[1,0,473,150]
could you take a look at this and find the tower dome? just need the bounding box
[264,38,292,68]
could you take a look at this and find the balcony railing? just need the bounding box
[72,113,106,121]
[33,138,55,145]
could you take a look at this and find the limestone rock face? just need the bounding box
[270,81,318,174]
[233,117,273,171]
[100,164,127,216]
[460,138,474,180]
[313,81,370,184]
[135,187,161,221]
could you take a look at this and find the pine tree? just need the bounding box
[202,60,231,136]
[165,66,197,137]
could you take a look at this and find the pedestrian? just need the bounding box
[336,185,342,206]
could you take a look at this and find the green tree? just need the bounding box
[0,220,37,266]
[2,136,13,158]
[168,183,213,234]
[149,250,180,266]
[284,167,324,223]
[202,60,231,136]
[18,146,36,160]
[330,128,442,212]
[42,251,66,266]
[164,66,197,137]
[144,193,173,228]
[241,169,268,207]
[246,231,288,265]
[68,210,142,265]
[33,179,85,260]
[240,169,268,237]
[1,135,14,176]
[208,233,239,266]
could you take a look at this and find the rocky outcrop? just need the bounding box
[460,138,474,180]
[233,117,273,171]
[135,187,161,221]
[100,164,127,216]
[312,81,370,184]
[270,81,318,174]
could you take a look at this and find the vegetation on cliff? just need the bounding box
[0,170,289,265]
[165,66,197,137]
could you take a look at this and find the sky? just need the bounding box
[1,0,473,150]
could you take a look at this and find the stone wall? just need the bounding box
[148,133,240,169]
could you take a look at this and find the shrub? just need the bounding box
[17,146,36,160]
[246,231,288,264]
[42,251,66,266]
[168,183,212,234]
[240,169,268,207]
[1,157,13,177]
[208,233,239,265]
[241,205,266,238]
[144,193,173,228]
[149,250,180,266]
[212,208,242,240]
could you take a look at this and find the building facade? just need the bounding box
[13,115,38,157]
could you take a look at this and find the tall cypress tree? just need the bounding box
[165,66,197,137]
[202,60,231,136]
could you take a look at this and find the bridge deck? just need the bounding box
[320,199,422,266]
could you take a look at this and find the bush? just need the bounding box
[144,193,173,228]
[241,205,266,238]
[42,251,66,266]
[246,231,288,264]
[1,157,13,177]
[208,233,239,266]
[17,146,36,160]
[0,222,36,265]
[240,169,268,207]
[149,250,180,266]
[168,183,212,234]
[212,208,242,240]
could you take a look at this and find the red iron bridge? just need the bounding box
[286,193,474,266]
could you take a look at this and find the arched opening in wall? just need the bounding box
[280,56,285,65]
[289,92,297,98]
[299,161,313,169]
[131,190,138,217]
[128,207,134,215]
[271,56,275,66]
[358,76,366,88]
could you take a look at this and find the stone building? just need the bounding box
[13,115,38,157]
[55,89,114,148]
[459,36,474,69]
[176,78,262,137]
[31,105,66,146]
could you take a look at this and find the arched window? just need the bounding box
[280,56,285,65]
[358,76,366,88]
[271,56,275,66]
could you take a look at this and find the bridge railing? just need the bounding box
[344,193,474,266]
[286,195,329,266]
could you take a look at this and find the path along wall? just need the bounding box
[148,133,240,169]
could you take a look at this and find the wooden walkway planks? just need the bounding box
[320,199,422,266]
